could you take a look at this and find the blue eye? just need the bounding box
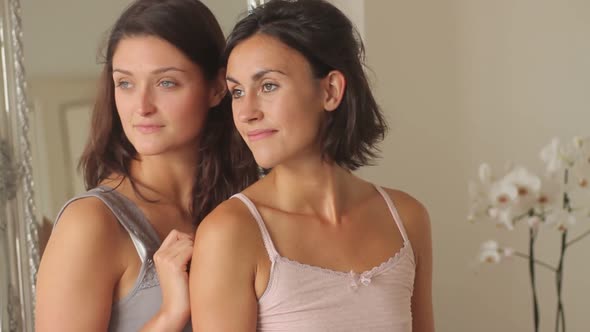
[117,81,132,89]
[159,80,177,88]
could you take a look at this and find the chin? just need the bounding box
[133,144,167,157]
[253,152,281,169]
[255,159,277,170]
[135,149,165,157]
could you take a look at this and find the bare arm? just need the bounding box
[190,202,259,331]
[410,206,435,332]
[387,189,435,332]
[36,197,193,332]
[35,198,123,332]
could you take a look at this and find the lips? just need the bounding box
[134,124,164,134]
[247,129,278,141]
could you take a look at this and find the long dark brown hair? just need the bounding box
[225,0,387,171]
[79,0,258,225]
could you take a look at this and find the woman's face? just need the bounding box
[226,34,328,169]
[112,35,222,157]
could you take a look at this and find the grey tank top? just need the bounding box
[54,186,192,332]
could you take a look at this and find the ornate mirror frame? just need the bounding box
[0,0,39,331]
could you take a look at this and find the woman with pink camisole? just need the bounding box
[190,0,435,331]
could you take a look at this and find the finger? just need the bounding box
[171,246,194,271]
[175,231,194,241]
[154,239,193,265]
[160,229,193,249]
[166,240,194,261]
[156,247,193,273]
[159,229,180,248]
[155,238,193,259]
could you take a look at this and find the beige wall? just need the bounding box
[22,0,246,77]
[363,1,590,331]
[29,77,98,220]
[329,0,365,38]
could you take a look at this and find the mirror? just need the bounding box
[0,1,259,330]
[23,0,252,242]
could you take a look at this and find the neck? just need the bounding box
[126,149,198,213]
[268,156,362,224]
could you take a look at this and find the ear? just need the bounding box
[322,70,346,112]
[208,69,228,108]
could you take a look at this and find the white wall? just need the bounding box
[363,1,590,331]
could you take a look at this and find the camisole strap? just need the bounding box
[374,186,410,243]
[53,186,161,263]
[231,193,279,260]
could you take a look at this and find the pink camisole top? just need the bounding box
[231,185,415,332]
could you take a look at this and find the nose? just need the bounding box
[136,86,156,116]
[235,92,263,124]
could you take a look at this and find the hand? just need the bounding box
[152,229,194,328]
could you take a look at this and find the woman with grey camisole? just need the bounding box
[54,187,192,332]
[34,0,258,330]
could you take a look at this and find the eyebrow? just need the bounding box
[226,69,287,85]
[112,67,187,75]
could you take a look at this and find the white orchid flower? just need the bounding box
[545,209,577,231]
[479,240,501,263]
[504,167,542,197]
[526,215,542,230]
[541,138,563,174]
[489,179,518,207]
[500,247,515,257]
[488,167,540,215]
[497,208,516,230]
[536,176,563,210]
[468,164,496,223]
[486,207,515,230]
[570,136,590,190]
[540,138,579,175]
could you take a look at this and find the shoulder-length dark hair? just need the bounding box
[224,0,387,171]
[80,0,258,225]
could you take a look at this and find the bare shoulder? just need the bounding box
[190,198,260,331]
[194,197,263,256]
[382,188,430,227]
[381,188,432,258]
[53,197,125,244]
[36,198,125,330]
[36,198,124,331]
[191,197,263,293]
[43,196,126,272]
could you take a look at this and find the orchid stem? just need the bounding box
[565,228,590,248]
[513,251,557,272]
[529,228,540,332]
